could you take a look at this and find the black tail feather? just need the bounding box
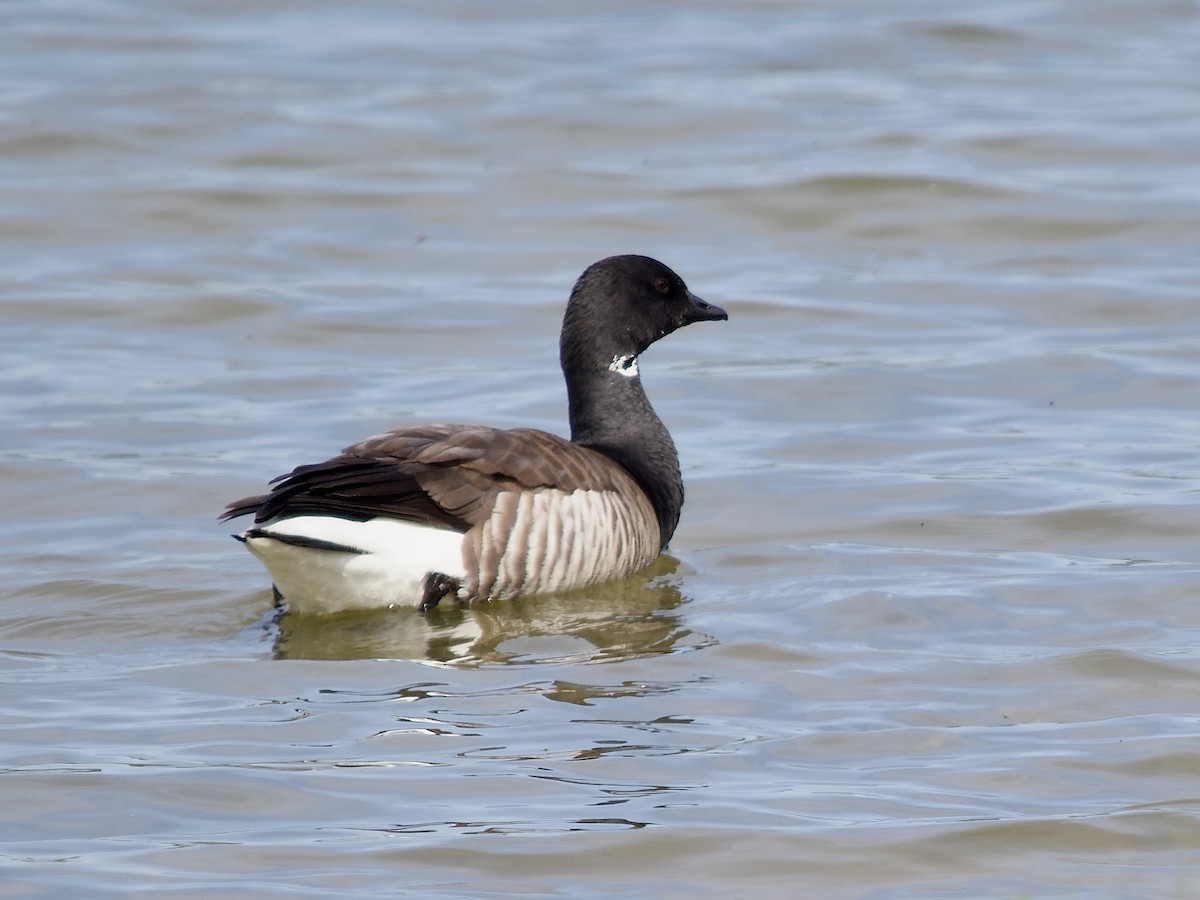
[240,528,367,555]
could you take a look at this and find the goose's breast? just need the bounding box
[466,487,660,600]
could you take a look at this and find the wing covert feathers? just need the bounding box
[221,424,650,534]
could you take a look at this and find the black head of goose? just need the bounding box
[221,254,727,614]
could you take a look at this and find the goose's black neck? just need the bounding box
[555,254,726,549]
[562,355,683,549]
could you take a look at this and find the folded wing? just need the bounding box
[221,423,639,534]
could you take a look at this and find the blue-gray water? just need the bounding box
[3,2,1200,897]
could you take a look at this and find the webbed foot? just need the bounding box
[419,571,461,614]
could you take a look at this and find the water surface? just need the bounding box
[3,2,1200,897]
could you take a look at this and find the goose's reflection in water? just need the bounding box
[270,556,710,664]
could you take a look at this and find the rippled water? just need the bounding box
[3,2,1200,896]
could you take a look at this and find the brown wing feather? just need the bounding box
[219,423,641,532]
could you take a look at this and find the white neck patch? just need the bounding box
[608,354,639,378]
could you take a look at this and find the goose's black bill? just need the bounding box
[683,292,728,324]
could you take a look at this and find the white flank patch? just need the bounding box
[608,353,639,378]
[241,515,465,615]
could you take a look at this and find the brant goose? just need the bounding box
[222,255,727,614]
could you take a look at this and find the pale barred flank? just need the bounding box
[463,487,660,601]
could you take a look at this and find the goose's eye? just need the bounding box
[653,278,670,294]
